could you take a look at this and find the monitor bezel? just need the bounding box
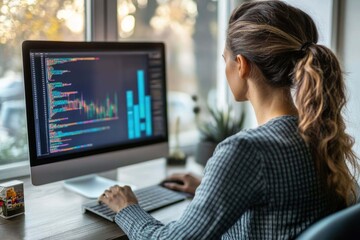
[22,41,169,175]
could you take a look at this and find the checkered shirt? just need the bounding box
[115,116,335,239]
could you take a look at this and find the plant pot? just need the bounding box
[195,141,217,166]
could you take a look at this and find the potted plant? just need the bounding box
[192,96,245,166]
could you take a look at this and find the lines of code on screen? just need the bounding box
[30,51,165,158]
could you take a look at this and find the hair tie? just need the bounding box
[300,42,314,52]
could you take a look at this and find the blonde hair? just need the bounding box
[227,1,359,207]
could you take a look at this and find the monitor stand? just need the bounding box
[63,174,136,199]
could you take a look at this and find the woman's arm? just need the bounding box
[102,136,267,240]
[161,173,201,195]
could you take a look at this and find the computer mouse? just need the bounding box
[159,179,184,187]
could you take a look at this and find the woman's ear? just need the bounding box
[236,54,250,79]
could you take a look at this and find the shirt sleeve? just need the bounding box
[115,135,268,240]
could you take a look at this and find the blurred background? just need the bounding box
[0,0,359,179]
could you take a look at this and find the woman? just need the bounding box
[100,1,359,239]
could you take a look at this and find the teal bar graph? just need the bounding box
[126,91,134,139]
[126,70,153,139]
[145,96,152,136]
[138,70,146,119]
[134,105,140,138]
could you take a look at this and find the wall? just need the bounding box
[339,0,360,157]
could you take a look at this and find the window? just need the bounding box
[0,0,85,175]
[0,0,231,179]
[116,0,219,147]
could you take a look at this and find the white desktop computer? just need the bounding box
[22,41,169,199]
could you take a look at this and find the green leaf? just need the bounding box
[195,102,246,143]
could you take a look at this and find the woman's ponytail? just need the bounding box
[226,0,359,208]
[294,44,358,206]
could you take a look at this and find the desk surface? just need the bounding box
[0,158,203,240]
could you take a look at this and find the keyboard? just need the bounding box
[82,184,187,222]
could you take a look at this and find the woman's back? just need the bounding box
[218,116,335,239]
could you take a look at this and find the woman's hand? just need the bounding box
[162,173,201,195]
[99,185,138,213]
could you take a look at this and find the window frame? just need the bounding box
[0,0,246,180]
[0,0,92,180]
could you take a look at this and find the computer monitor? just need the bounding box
[22,41,168,198]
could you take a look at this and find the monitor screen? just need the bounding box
[22,41,168,186]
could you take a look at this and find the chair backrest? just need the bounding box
[297,203,360,240]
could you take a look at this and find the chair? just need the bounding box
[297,203,360,240]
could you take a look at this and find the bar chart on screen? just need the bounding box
[126,70,152,140]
